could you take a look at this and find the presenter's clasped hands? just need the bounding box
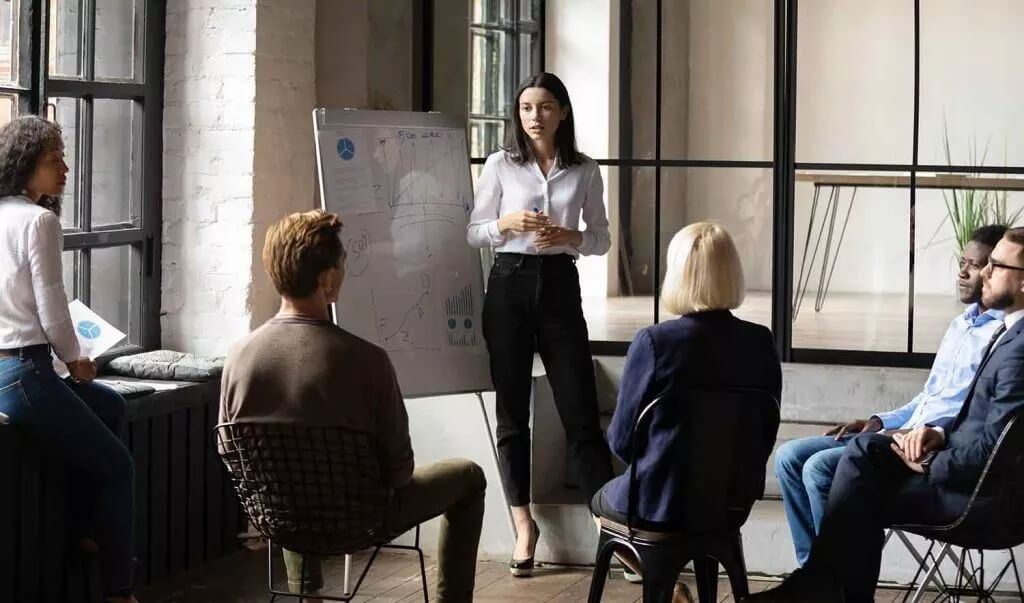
[497,210,550,234]
[534,225,582,249]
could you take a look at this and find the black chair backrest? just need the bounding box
[215,422,391,556]
[951,413,1024,546]
[627,387,780,533]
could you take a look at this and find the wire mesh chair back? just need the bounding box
[215,422,392,556]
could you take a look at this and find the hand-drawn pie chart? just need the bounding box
[337,137,356,161]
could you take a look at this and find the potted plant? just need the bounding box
[933,122,1022,260]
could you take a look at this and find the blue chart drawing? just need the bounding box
[77,320,101,340]
[337,137,356,161]
[444,286,478,348]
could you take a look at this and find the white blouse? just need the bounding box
[467,150,610,256]
[0,196,80,362]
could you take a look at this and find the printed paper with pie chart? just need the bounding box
[51,300,127,377]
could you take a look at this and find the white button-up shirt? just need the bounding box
[0,195,80,362]
[466,150,610,256]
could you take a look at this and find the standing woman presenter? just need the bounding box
[468,72,614,577]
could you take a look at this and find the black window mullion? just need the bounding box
[83,0,96,80]
[78,248,90,306]
[29,0,45,113]
[652,0,661,325]
[140,0,164,350]
[47,79,146,98]
[63,227,146,249]
[78,97,93,230]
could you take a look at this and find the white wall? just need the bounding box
[162,0,315,355]
[545,0,613,298]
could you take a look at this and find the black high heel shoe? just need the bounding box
[509,520,540,577]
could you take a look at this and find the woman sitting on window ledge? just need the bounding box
[0,116,136,603]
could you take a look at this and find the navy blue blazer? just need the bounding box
[601,310,782,524]
[930,317,1024,490]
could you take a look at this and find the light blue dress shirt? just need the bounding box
[874,303,1004,430]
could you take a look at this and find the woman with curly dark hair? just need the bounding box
[0,116,136,603]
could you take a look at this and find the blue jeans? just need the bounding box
[774,435,851,566]
[0,349,134,597]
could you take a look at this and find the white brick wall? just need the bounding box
[250,0,317,327]
[161,0,315,355]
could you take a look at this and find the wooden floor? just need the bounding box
[582,291,962,353]
[136,548,1009,602]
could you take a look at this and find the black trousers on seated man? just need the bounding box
[803,433,970,602]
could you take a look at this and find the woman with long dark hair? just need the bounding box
[0,116,136,603]
[468,72,614,577]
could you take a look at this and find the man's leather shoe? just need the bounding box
[742,569,844,602]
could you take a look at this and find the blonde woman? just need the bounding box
[592,221,781,526]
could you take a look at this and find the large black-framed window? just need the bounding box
[468,0,543,159]
[469,0,1024,369]
[0,0,164,354]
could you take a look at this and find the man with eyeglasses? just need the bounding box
[774,224,1006,567]
[752,226,1024,602]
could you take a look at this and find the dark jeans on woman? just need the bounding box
[0,346,134,597]
[482,252,613,506]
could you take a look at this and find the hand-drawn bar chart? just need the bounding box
[445,285,478,348]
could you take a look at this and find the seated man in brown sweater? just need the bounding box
[220,210,487,602]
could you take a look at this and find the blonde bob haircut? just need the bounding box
[660,222,745,316]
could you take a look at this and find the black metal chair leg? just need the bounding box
[638,547,686,603]
[415,526,428,603]
[587,537,618,603]
[694,556,719,603]
[268,543,278,603]
[714,532,750,599]
[1010,548,1024,600]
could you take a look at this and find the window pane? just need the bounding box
[583,167,656,343]
[92,99,136,226]
[95,0,137,80]
[661,0,774,161]
[469,118,504,158]
[657,168,774,330]
[0,94,15,127]
[547,0,655,159]
[50,97,79,228]
[517,32,538,82]
[470,29,512,117]
[792,171,911,352]
[48,0,82,77]
[472,0,511,25]
[518,0,539,23]
[90,245,136,344]
[920,1,1024,167]
[913,173,1024,353]
[62,250,77,301]
[0,0,17,84]
[796,1,914,164]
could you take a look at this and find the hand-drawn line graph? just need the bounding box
[370,274,440,351]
